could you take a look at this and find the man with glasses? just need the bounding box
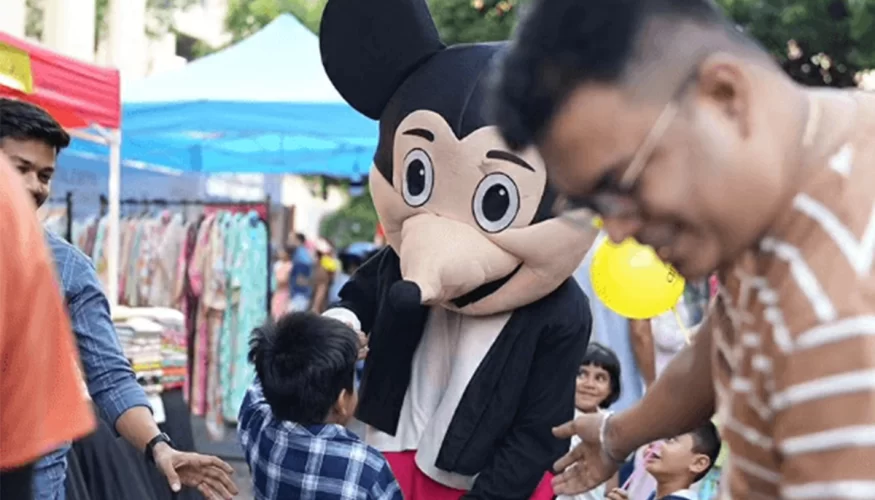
[489,0,875,498]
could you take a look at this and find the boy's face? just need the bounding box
[643,434,709,481]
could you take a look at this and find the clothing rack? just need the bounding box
[98,194,273,316]
[45,191,74,242]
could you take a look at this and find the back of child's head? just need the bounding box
[580,342,622,408]
[690,421,722,482]
[248,312,358,425]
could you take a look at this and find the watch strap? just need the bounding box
[144,432,173,464]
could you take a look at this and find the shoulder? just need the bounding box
[44,230,97,296]
[528,278,592,331]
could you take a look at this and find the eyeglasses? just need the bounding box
[553,72,697,229]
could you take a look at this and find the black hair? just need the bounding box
[580,342,622,408]
[0,98,71,153]
[488,0,754,150]
[689,421,722,482]
[295,233,307,245]
[248,312,358,425]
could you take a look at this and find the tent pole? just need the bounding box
[106,128,122,311]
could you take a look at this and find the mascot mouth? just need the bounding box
[451,263,523,308]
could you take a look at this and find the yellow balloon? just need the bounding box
[590,238,685,319]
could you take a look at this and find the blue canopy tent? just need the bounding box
[60,13,377,310]
[71,13,378,177]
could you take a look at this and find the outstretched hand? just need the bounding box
[550,413,621,495]
[153,444,239,499]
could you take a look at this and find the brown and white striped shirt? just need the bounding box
[712,91,875,500]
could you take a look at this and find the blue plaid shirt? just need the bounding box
[238,381,402,500]
[33,231,151,499]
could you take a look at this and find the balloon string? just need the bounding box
[672,306,692,345]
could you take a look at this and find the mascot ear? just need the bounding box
[320,0,446,120]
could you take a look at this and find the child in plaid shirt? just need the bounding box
[238,312,402,500]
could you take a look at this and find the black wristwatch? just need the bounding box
[144,432,174,464]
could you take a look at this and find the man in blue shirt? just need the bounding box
[288,233,315,312]
[0,99,238,499]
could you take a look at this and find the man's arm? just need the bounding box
[63,256,158,449]
[629,319,656,387]
[607,298,719,458]
[464,319,589,499]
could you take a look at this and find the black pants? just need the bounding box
[65,392,202,500]
[0,463,34,499]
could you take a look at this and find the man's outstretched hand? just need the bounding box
[551,413,621,495]
[153,444,239,499]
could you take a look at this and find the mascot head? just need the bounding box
[321,0,592,315]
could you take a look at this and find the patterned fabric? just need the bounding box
[711,93,875,499]
[34,231,150,500]
[238,382,402,500]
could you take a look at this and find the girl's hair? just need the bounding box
[581,342,622,409]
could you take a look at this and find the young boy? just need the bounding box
[238,312,402,500]
[606,422,721,500]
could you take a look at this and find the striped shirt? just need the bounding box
[711,91,875,500]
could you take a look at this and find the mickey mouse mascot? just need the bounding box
[320,0,596,498]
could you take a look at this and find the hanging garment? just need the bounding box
[188,214,217,416]
[222,212,268,423]
[219,212,243,423]
[202,214,229,438]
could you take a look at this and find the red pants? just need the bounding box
[384,451,555,499]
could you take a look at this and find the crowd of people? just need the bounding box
[3,0,875,499]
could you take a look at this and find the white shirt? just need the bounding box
[557,410,607,500]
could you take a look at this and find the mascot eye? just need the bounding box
[402,149,434,208]
[472,173,520,233]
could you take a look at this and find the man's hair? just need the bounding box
[580,342,622,409]
[295,233,307,245]
[689,421,722,482]
[248,312,358,425]
[0,99,70,152]
[489,0,757,150]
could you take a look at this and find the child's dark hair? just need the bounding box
[248,312,358,425]
[581,342,622,408]
[690,421,722,482]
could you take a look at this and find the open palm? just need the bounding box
[551,413,620,495]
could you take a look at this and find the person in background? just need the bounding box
[310,239,339,314]
[0,152,96,499]
[573,243,644,413]
[556,343,623,500]
[0,98,238,499]
[239,312,403,500]
[329,242,378,306]
[288,233,314,312]
[271,247,292,319]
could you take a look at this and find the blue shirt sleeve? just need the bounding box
[369,459,404,500]
[59,242,151,426]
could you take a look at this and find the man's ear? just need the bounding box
[695,53,752,139]
[333,388,351,419]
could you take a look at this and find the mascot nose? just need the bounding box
[399,213,518,305]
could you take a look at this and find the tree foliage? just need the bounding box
[428,0,519,45]
[718,0,875,87]
[224,0,327,42]
[319,184,379,250]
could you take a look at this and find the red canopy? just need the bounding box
[0,33,120,130]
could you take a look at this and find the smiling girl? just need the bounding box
[558,343,623,500]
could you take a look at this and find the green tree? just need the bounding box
[717,0,875,87]
[428,0,518,45]
[224,0,327,41]
[319,184,379,250]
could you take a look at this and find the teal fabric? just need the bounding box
[219,212,241,422]
[222,212,268,422]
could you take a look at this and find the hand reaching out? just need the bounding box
[550,413,622,495]
[153,444,239,499]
